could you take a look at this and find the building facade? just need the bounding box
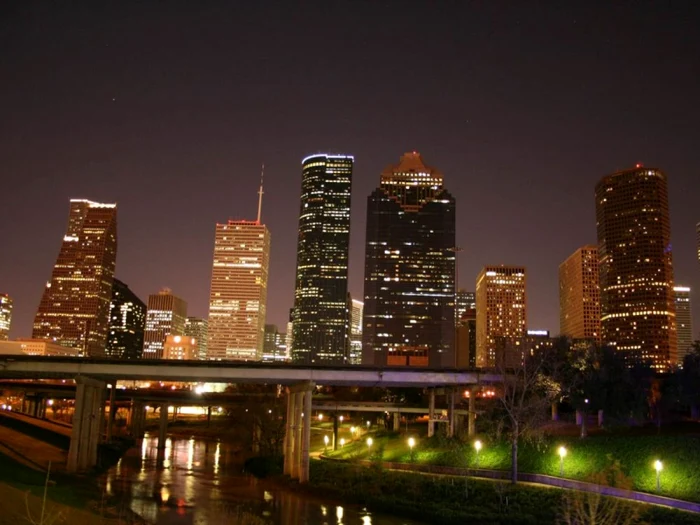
[595,166,677,370]
[559,245,601,342]
[262,324,288,362]
[0,294,12,341]
[456,290,476,325]
[162,335,199,360]
[475,266,527,368]
[291,154,353,365]
[106,279,146,359]
[349,298,364,365]
[33,199,117,356]
[185,317,208,360]
[362,152,456,368]
[456,308,476,368]
[0,338,79,356]
[207,218,271,360]
[142,289,187,359]
[674,286,693,363]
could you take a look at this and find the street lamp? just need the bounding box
[408,437,416,450]
[340,438,345,448]
[474,440,483,468]
[654,460,663,492]
[339,415,344,423]
[318,413,324,421]
[366,420,371,430]
[323,435,329,450]
[366,437,373,453]
[350,426,356,437]
[558,446,567,477]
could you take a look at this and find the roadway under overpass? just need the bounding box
[0,356,500,481]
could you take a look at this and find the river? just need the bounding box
[102,433,425,525]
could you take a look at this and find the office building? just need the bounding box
[595,165,677,369]
[349,298,364,365]
[476,266,527,367]
[291,154,353,365]
[362,152,456,368]
[456,290,476,324]
[162,335,199,360]
[285,310,294,357]
[494,330,553,369]
[0,338,79,356]
[185,317,208,360]
[142,288,187,359]
[674,286,693,363]
[32,199,117,356]
[207,174,271,360]
[0,294,12,341]
[559,246,601,342]
[106,279,146,359]
[456,308,476,368]
[263,324,288,362]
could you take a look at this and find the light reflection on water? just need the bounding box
[103,435,424,525]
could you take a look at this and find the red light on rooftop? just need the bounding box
[635,163,643,168]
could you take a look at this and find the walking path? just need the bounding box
[319,456,700,514]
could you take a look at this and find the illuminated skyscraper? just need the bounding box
[362,152,456,368]
[349,298,364,365]
[595,165,677,369]
[475,266,527,367]
[106,279,146,359]
[456,308,476,368]
[162,335,198,360]
[456,290,476,324]
[33,199,117,356]
[185,317,208,360]
[142,288,187,359]
[291,154,353,365]
[263,324,288,362]
[207,173,271,360]
[0,294,12,341]
[674,286,693,362]
[559,245,601,342]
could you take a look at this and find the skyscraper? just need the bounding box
[142,288,187,359]
[106,279,146,359]
[185,317,208,360]
[475,266,527,368]
[456,308,476,368]
[456,290,476,324]
[362,152,456,368]
[263,324,287,361]
[559,245,601,342]
[33,199,117,356]
[291,154,353,365]
[349,298,364,365]
[207,173,271,360]
[0,294,12,341]
[674,286,693,363]
[595,165,677,370]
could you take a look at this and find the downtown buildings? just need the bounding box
[206,177,271,361]
[142,288,187,359]
[362,152,456,368]
[595,165,677,370]
[291,154,353,365]
[674,286,693,362]
[33,199,118,356]
[0,294,12,341]
[185,317,208,360]
[106,279,146,359]
[475,266,527,368]
[559,245,601,342]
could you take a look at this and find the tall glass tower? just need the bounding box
[33,199,117,356]
[291,154,353,365]
[106,278,146,359]
[595,165,677,370]
[362,152,456,368]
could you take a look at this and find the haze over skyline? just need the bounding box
[2,2,699,341]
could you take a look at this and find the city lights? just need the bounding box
[655,459,663,492]
[558,446,567,477]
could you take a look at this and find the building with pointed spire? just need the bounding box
[362,152,456,368]
[206,167,271,360]
[33,199,117,356]
[291,154,353,365]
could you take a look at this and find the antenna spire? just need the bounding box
[256,163,265,224]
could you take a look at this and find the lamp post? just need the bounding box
[558,446,567,477]
[340,438,345,448]
[366,437,373,456]
[323,435,329,451]
[654,460,663,492]
[408,437,416,461]
[474,440,483,468]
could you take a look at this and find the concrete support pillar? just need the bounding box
[332,414,339,451]
[392,412,400,432]
[468,387,476,437]
[206,406,212,427]
[67,376,105,473]
[300,388,312,483]
[292,391,303,479]
[448,389,456,438]
[283,391,295,476]
[106,386,116,442]
[428,389,435,438]
[158,405,169,449]
[130,401,145,439]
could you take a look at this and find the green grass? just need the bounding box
[323,429,700,502]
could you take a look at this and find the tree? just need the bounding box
[496,345,559,484]
[679,341,700,419]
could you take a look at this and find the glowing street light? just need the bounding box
[318,413,324,421]
[558,446,567,477]
[323,435,330,450]
[350,426,356,436]
[339,415,344,423]
[340,438,346,447]
[654,460,663,492]
[408,437,416,450]
[474,440,483,468]
[366,437,373,451]
[366,420,371,429]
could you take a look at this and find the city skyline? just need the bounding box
[2,3,700,345]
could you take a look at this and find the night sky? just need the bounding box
[2,1,699,341]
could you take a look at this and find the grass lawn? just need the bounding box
[320,424,700,502]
